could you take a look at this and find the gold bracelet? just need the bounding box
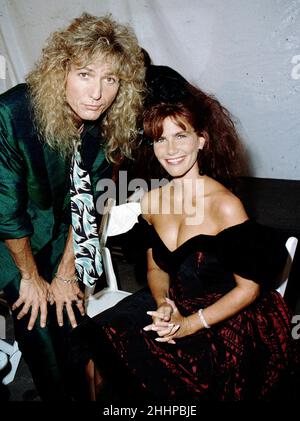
[55,273,78,284]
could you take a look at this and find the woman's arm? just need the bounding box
[144,248,179,334]
[150,189,260,341]
[151,275,260,343]
[183,275,260,334]
[147,248,170,307]
[189,191,259,329]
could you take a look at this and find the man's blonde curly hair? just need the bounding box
[26,13,146,161]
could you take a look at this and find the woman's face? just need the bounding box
[66,54,120,123]
[153,116,205,179]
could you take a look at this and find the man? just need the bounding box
[0,13,145,400]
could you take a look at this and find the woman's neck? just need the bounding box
[171,174,206,199]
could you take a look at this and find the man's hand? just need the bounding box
[12,275,50,330]
[49,226,85,328]
[50,275,85,328]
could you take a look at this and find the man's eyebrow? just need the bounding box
[74,66,95,72]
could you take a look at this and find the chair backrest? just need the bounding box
[276,236,298,297]
[97,196,141,291]
[85,194,142,316]
[98,196,142,246]
[99,197,116,249]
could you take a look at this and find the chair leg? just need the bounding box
[0,315,5,339]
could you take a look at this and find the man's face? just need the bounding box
[66,55,120,122]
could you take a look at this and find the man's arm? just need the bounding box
[50,226,85,328]
[5,237,49,330]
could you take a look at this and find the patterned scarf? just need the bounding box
[70,140,103,286]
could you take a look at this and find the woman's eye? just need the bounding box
[176,134,186,139]
[155,138,165,143]
[79,72,89,78]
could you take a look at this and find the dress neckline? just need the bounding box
[138,215,251,254]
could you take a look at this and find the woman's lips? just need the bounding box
[165,157,185,165]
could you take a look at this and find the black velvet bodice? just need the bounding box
[138,216,288,295]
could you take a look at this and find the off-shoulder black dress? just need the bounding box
[83,217,298,400]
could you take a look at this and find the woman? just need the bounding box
[79,84,298,401]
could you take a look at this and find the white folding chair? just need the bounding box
[0,296,22,385]
[276,236,298,297]
[0,339,22,385]
[85,196,142,317]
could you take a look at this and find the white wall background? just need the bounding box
[0,0,299,180]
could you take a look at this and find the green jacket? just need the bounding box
[0,84,111,289]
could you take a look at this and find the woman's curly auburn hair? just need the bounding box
[143,84,246,187]
[26,13,146,161]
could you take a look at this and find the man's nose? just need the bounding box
[90,80,102,100]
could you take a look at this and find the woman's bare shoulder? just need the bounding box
[208,182,248,231]
[140,187,161,224]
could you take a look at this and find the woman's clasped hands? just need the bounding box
[143,297,192,344]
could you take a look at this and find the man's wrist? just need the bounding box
[20,267,39,281]
[54,273,78,284]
